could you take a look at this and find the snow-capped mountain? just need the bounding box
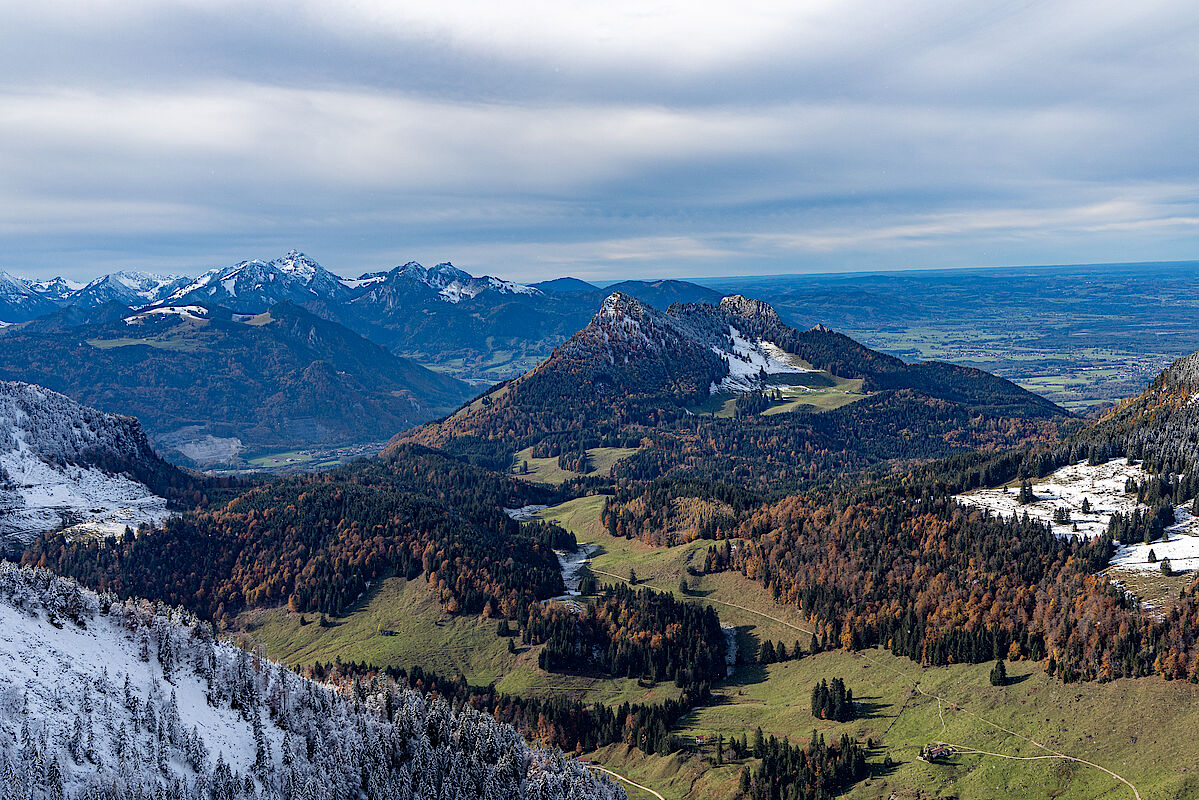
[0,562,623,800]
[69,271,191,310]
[0,382,177,541]
[27,276,85,302]
[162,250,352,312]
[0,271,60,323]
[349,260,541,307]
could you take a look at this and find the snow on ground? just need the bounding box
[955,458,1199,574]
[339,274,387,289]
[0,598,267,793]
[723,626,738,676]
[0,386,171,541]
[125,305,209,324]
[711,327,814,393]
[1110,506,1199,573]
[0,443,170,540]
[504,504,548,521]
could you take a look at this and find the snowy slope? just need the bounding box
[710,326,815,393]
[162,251,352,312]
[357,261,543,305]
[0,562,623,800]
[0,271,59,322]
[0,382,171,541]
[955,458,1199,572]
[71,272,191,310]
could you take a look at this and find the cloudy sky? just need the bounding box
[2,0,1198,281]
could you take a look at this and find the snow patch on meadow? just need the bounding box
[955,458,1199,574]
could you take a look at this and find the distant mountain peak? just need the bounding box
[599,290,649,319]
[719,294,781,324]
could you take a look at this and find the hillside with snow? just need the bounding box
[0,382,176,542]
[0,561,623,800]
[955,458,1199,575]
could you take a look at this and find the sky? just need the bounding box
[2,0,1198,282]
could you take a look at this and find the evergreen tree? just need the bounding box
[989,658,1008,686]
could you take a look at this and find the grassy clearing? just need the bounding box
[240,572,678,708]
[762,375,867,415]
[586,646,1199,800]
[239,577,516,682]
[687,372,868,418]
[533,495,1199,799]
[86,336,202,352]
[512,446,638,484]
[246,449,316,468]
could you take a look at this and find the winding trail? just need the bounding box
[589,765,666,800]
[586,561,1142,800]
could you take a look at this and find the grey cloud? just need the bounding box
[0,0,1197,281]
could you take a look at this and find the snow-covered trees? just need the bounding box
[0,561,623,800]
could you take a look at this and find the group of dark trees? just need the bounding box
[23,446,573,625]
[524,583,727,690]
[737,730,867,800]
[810,678,855,721]
[758,639,806,664]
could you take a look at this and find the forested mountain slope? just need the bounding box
[0,561,622,800]
[0,302,471,464]
[26,444,573,625]
[398,293,1070,494]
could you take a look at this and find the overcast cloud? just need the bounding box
[2,0,1198,281]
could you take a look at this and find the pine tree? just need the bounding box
[990,658,1008,686]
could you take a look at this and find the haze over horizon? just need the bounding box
[3,1,1198,282]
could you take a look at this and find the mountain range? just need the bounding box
[0,252,722,383]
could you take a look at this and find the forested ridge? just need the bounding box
[23,445,573,624]
[0,562,621,800]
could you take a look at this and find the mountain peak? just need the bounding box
[719,294,780,324]
[599,290,650,319]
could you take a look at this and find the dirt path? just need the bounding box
[587,560,1142,800]
[589,765,666,800]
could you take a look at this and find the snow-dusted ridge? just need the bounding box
[125,305,209,324]
[7,252,545,319]
[583,291,817,395]
[0,382,171,542]
[0,562,623,800]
